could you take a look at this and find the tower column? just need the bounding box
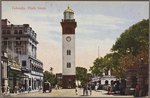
[60,7,77,89]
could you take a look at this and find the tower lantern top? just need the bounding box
[63,6,74,20]
[64,6,74,14]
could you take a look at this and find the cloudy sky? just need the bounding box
[2,1,149,73]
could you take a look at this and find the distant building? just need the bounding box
[1,19,43,92]
[101,70,116,85]
[89,70,116,86]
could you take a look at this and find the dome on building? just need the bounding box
[64,7,74,14]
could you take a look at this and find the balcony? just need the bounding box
[31,71,43,76]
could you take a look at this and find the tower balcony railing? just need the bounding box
[62,19,75,22]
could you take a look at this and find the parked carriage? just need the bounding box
[43,82,52,93]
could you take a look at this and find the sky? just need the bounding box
[2,1,149,74]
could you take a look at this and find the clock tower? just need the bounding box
[60,7,77,89]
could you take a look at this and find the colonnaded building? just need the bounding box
[1,19,43,92]
[60,7,77,89]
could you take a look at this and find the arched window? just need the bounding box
[67,50,71,55]
[67,50,69,55]
[111,80,114,85]
[105,70,108,76]
[67,62,71,68]
[105,80,108,85]
[69,50,71,55]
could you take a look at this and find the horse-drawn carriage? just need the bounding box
[43,81,52,93]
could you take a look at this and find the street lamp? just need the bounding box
[139,58,143,64]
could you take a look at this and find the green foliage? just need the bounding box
[43,70,56,85]
[119,48,149,69]
[89,57,105,76]
[111,19,149,56]
[90,19,149,79]
[89,53,125,78]
[111,19,149,78]
[76,67,91,86]
[57,81,62,87]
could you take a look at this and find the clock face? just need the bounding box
[66,36,71,42]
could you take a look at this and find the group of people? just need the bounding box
[83,85,92,96]
[75,85,92,96]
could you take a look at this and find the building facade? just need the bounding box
[1,19,43,92]
[101,70,116,85]
[7,53,27,93]
[60,7,77,89]
[1,52,8,94]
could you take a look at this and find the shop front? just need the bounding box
[8,66,28,93]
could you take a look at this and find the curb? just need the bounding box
[3,90,42,96]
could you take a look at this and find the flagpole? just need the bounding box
[98,46,99,58]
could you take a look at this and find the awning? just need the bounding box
[17,73,29,78]
[21,67,29,73]
[10,66,21,71]
[8,71,29,78]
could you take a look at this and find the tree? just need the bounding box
[111,19,149,56]
[90,19,149,79]
[89,53,124,78]
[76,67,91,86]
[89,57,105,76]
[119,48,149,70]
[110,19,149,78]
[43,70,56,85]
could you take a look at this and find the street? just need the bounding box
[5,88,134,97]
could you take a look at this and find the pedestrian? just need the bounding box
[83,85,86,95]
[19,85,21,93]
[28,86,31,93]
[95,85,97,92]
[55,84,57,90]
[100,85,102,90]
[89,86,92,96]
[75,86,78,95]
[134,84,139,97]
[86,85,88,96]
[21,86,23,93]
[108,87,111,95]
[114,83,117,93]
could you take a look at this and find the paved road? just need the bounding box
[5,88,134,97]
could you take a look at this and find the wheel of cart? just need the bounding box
[49,87,52,93]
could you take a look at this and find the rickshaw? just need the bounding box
[43,81,52,93]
